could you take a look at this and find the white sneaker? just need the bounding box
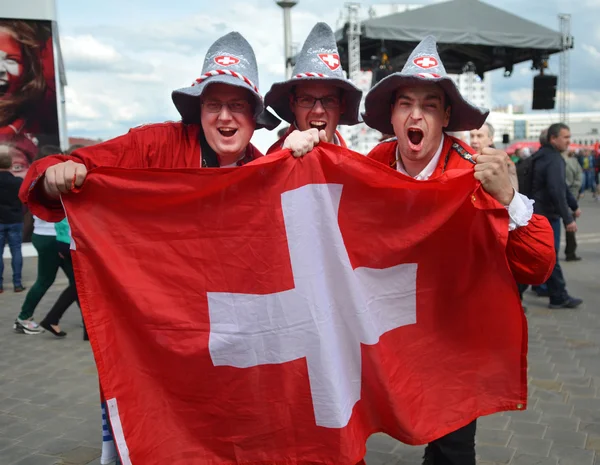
[14,318,43,335]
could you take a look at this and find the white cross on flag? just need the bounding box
[413,56,439,69]
[208,184,417,428]
[65,145,529,464]
[318,53,341,71]
[214,55,240,67]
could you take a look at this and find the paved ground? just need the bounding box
[1,197,599,465]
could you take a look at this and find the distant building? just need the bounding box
[450,73,492,111]
[488,107,600,146]
[68,137,102,148]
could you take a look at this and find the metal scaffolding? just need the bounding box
[558,14,572,124]
[462,61,477,105]
[345,2,361,84]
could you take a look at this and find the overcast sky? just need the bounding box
[55,0,600,151]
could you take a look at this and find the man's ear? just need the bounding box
[443,105,451,128]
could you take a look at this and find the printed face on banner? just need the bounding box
[10,146,30,178]
[0,19,60,182]
[0,27,23,97]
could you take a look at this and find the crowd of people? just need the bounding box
[1,144,85,337]
[0,21,593,465]
[466,121,588,312]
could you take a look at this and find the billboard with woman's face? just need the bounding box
[0,19,59,178]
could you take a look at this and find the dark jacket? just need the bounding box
[0,171,24,224]
[531,144,577,225]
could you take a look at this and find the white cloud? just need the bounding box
[568,91,600,111]
[582,44,600,62]
[494,85,600,114]
[582,0,600,7]
[507,88,533,107]
[62,35,152,74]
[58,0,600,149]
[59,2,336,147]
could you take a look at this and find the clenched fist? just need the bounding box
[43,161,88,198]
[282,128,328,158]
[472,148,515,206]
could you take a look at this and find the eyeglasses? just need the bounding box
[294,95,341,109]
[202,100,251,113]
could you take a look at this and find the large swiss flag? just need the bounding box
[64,144,526,465]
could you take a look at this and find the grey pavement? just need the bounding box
[1,197,599,465]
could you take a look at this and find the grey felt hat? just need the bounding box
[264,22,362,126]
[171,32,280,130]
[363,36,489,134]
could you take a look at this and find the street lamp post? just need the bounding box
[276,0,298,79]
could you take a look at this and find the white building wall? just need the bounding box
[450,74,492,111]
[0,0,57,20]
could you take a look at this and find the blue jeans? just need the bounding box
[0,223,24,288]
[581,171,597,194]
[546,218,569,305]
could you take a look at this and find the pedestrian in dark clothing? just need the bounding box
[531,123,583,309]
[0,150,25,293]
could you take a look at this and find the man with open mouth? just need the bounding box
[264,22,362,155]
[17,30,279,465]
[287,35,555,465]
[363,35,555,465]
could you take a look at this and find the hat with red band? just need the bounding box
[172,31,279,130]
[363,35,489,134]
[264,23,362,126]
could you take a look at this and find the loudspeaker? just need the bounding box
[532,75,557,110]
[502,133,510,144]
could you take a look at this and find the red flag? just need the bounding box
[64,144,526,465]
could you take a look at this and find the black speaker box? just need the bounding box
[532,75,558,110]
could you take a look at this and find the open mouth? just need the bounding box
[309,121,327,131]
[218,128,237,138]
[0,81,8,97]
[407,128,424,151]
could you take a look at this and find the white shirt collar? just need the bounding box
[396,134,445,180]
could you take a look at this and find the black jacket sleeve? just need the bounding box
[545,155,574,225]
[566,187,579,212]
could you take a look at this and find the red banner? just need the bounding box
[0,18,60,178]
[64,146,526,465]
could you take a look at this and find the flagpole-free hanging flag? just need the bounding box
[65,145,527,465]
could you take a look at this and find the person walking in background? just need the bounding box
[14,147,78,335]
[594,146,600,191]
[0,149,25,294]
[13,215,59,334]
[469,122,494,153]
[579,149,597,200]
[531,123,583,309]
[38,218,78,337]
[563,150,583,262]
[518,147,531,163]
